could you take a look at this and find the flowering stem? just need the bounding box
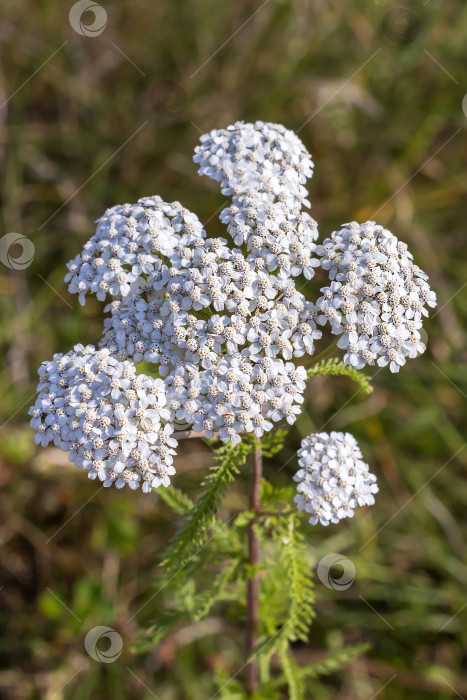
[245,441,262,694]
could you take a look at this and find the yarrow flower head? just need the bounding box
[29,345,177,492]
[315,221,437,372]
[195,121,320,280]
[65,196,205,305]
[294,431,378,526]
[31,121,436,493]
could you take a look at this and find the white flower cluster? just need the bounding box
[31,121,436,497]
[194,121,320,280]
[29,345,177,492]
[294,431,378,526]
[65,196,205,304]
[99,236,320,441]
[315,221,437,372]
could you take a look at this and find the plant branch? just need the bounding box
[245,441,262,694]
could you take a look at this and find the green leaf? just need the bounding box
[192,560,239,621]
[258,513,314,657]
[269,644,369,693]
[278,646,304,700]
[161,441,254,575]
[260,480,294,510]
[131,611,186,653]
[297,643,370,679]
[278,517,315,645]
[256,515,315,667]
[260,429,288,458]
[233,510,256,530]
[307,357,373,394]
[157,485,194,515]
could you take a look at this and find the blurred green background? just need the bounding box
[0,0,466,697]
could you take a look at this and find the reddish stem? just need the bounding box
[245,442,262,694]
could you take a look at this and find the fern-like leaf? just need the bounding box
[278,517,315,645]
[191,560,239,621]
[278,646,304,700]
[260,480,295,510]
[297,643,370,679]
[257,515,315,666]
[131,611,186,653]
[157,485,194,515]
[308,357,373,394]
[260,429,288,458]
[161,441,253,574]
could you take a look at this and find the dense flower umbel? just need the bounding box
[194,121,314,195]
[315,221,437,372]
[194,121,320,279]
[29,345,177,492]
[99,236,318,440]
[65,196,205,305]
[294,432,378,526]
[31,121,436,492]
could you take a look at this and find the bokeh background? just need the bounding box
[0,0,466,697]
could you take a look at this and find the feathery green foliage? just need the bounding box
[259,480,295,512]
[296,643,371,680]
[260,429,288,458]
[267,644,370,697]
[161,440,254,574]
[131,611,186,653]
[157,485,195,515]
[132,433,371,696]
[278,517,315,644]
[308,357,373,395]
[191,559,240,621]
[277,647,304,700]
[254,507,315,684]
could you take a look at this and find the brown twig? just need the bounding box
[245,442,262,694]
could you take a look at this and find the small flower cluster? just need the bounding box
[65,197,205,305]
[294,431,378,526]
[315,221,437,372]
[29,345,177,491]
[194,121,320,280]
